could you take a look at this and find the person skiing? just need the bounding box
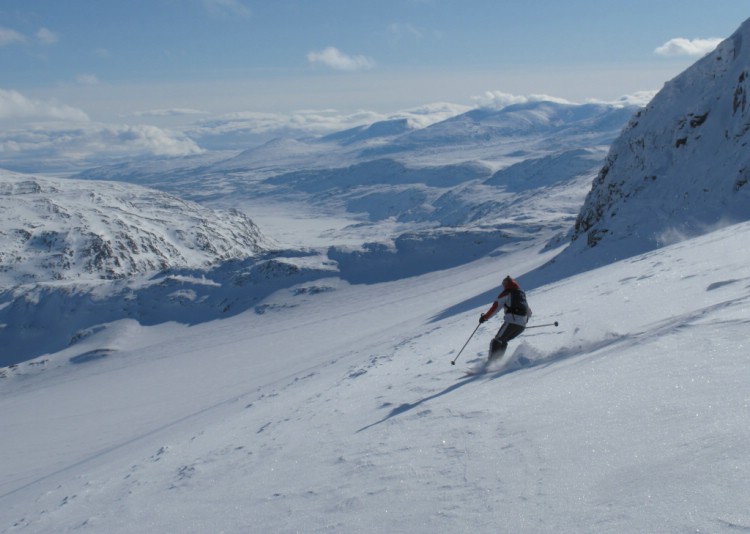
[479,275,532,363]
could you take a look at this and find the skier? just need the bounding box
[479,275,532,363]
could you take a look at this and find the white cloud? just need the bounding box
[472,91,571,110]
[654,37,723,57]
[186,103,470,150]
[0,27,26,46]
[385,22,441,46]
[0,123,203,164]
[474,90,657,112]
[76,74,100,85]
[201,0,251,18]
[36,27,59,45]
[0,88,90,122]
[387,22,424,41]
[388,102,471,128]
[0,88,203,166]
[590,91,657,108]
[307,47,375,71]
[191,109,375,139]
[94,124,204,156]
[0,26,59,46]
[134,108,209,117]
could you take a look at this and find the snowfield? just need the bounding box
[1,221,749,533]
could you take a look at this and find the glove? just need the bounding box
[479,314,487,324]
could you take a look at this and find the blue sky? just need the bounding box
[0,0,748,165]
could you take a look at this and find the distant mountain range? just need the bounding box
[74,99,638,230]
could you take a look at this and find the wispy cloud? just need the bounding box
[654,37,723,57]
[384,22,441,46]
[89,124,204,157]
[35,27,59,45]
[187,103,470,150]
[588,91,658,108]
[0,89,206,166]
[190,109,384,140]
[0,26,59,46]
[472,90,655,111]
[387,22,424,41]
[0,27,26,46]
[307,47,375,71]
[0,124,203,168]
[76,74,100,86]
[201,0,252,18]
[472,91,572,110]
[0,88,90,122]
[133,108,209,117]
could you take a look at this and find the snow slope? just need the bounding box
[1,221,749,533]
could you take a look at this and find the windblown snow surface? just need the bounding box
[1,220,749,533]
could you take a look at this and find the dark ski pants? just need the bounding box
[489,322,526,361]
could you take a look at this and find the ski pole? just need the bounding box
[451,323,481,365]
[525,321,559,330]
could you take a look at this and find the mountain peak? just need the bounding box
[567,16,750,266]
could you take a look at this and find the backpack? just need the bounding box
[506,288,529,316]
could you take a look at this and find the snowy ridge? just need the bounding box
[569,18,750,266]
[0,171,270,286]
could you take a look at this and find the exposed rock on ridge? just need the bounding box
[570,17,750,260]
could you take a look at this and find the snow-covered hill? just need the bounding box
[568,17,750,268]
[1,220,748,533]
[0,171,270,286]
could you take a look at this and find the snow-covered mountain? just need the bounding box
[568,17,750,268]
[0,171,270,287]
